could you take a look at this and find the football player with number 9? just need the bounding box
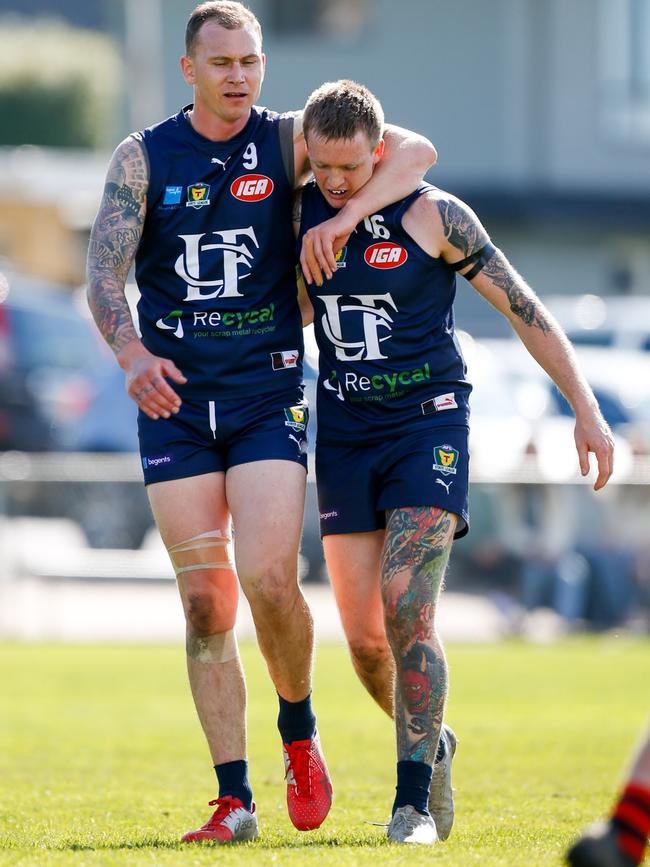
[86,0,437,846]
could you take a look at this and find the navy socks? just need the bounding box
[214,759,253,811]
[393,760,433,816]
[277,692,317,743]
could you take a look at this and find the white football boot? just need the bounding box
[387,805,438,844]
[428,724,457,840]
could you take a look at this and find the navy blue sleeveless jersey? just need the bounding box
[298,181,471,443]
[134,105,303,399]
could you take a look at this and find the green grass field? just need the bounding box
[1,638,648,866]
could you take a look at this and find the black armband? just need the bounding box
[448,242,497,280]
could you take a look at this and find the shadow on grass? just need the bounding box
[42,832,388,851]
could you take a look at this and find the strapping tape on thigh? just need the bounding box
[168,529,234,575]
[186,628,238,664]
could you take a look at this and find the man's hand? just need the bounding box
[574,408,615,491]
[300,211,356,286]
[117,340,187,420]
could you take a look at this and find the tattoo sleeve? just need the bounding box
[436,197,489,258]
[437,196,551,334]
[381,507,454,763]
[87,136,148,353]
[481,251,551,333]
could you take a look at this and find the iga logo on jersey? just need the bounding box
[231,174,274,202]
[364,242,408,269]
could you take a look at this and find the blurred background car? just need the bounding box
[0,275,153,548]
[544,294,650,352]
[463,331,650,472]
[0,276,111,451]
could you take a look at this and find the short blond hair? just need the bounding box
[186,1,262,55]
[303,79,384,146]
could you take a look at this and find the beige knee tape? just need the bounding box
[168,530,234,576]
[186,628,239,664]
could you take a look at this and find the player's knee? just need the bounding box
[384,601,438,651]
[244,562,299,618]
[185,589,233,635]
[348,636,390,675]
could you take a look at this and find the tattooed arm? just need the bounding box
[87,136,186,419]
[403,191,614,490]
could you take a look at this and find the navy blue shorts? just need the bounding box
[316,425,469,539]
[138,386,309,486]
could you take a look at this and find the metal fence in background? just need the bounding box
[1,451,649,641]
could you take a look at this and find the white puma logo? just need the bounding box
[211,156,231,170]
[435,478,453,494]
[288,433,307,454]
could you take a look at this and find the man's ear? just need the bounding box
[180,54,195,86]
[373,138,385,164]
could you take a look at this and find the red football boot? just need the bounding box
[282,729,333,830]
[181,795,258,843]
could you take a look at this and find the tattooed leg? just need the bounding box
[381,506,456,765]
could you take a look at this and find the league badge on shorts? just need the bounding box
[186,182,211,208]
[433,444,459,475]
[284,406,307,432]
[335,246,347,269]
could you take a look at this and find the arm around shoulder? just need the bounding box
[382,123,437,179]
[341,124,437,229]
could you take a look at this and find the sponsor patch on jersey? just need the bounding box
[335,246,348,269]
[231,174,274,202]
[163,185,183,205]
[142,454,174,470]
[284,405,307,432]
[433,444,459,476]
[364,242,408,269]
[186,183,210,208]
[421,392,458,415]
[271,349,299,370]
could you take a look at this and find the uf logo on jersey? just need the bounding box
[175,227,259,301]
[318,293,397,361]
